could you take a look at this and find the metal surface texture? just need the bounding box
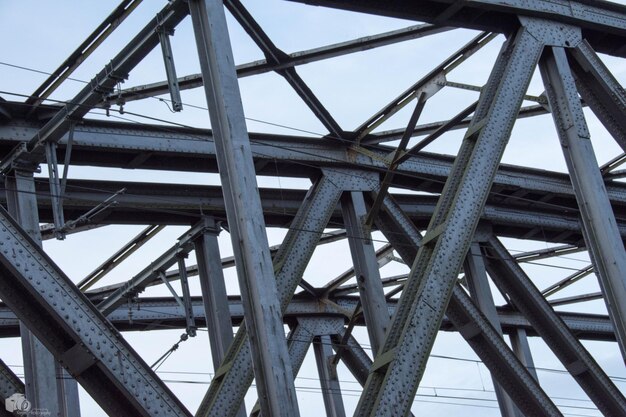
[0,0,625,416]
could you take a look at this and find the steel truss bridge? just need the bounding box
[0,0,625,416]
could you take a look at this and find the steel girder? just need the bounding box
[371,195,562,416]
[194,171,370,417]
[189,0,300,415]
[483,236,626,415]
[0,0,190,174]
[0,0,624,416]
[0,206,191,417]
[354,21,547,417]
[287,0,626,57]
[539,44,626,361]
[0,295,615,341]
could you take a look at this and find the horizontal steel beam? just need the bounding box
[15,178,626,245]
[108,23,451,104]
[287,0,626,57]
[0,296,614,341]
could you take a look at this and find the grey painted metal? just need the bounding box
[176,256,196,336]
[540,45,626,361]
[13,176,626,246]
[483,235,626,416]
[110,23,451,104]
[354,22,545,417]
[5,171,81,417]
[5,119,626,215]
[314,335,347,417]
[287,0,626,57]
[26,0,143,108]
[194,223,246,417]
[464,242,519,417]
[157,25,183,112]
[189,0,299,414]
[510,328,539,381]
[77,224,165,291]
[97,221,208,315]
[0,0,189,174]
[341,192,390,355]
[568,40,626,151]
[542,264,594,297]
[44,143,66,239]
[373,195,562,416]
[225,0,343,137]
[0,293,614,340]
[356,31,494,143]
[0,204,191,416]
[194,172,348,417]
[251,319,321,417]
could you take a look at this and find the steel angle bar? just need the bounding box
[0,206,190,417]
[356,31,495,143]
[111,23,450,104]
[27,0,143,108]
[513,244,581,263]
[194,173,350,417]
[483,236,626,416]
[1,0,189,174]
[78,224,164,291]
[510,328,538,380]
[540,45,626,362]
[372,103,550,143]
[322,244,394,297]
[354,23,545,417]
[364,94,427,229]
[97,221,207,315]
[225,0,343,137]
[372,194,562,416]
[567,42,626,151]
[541,264,594,298]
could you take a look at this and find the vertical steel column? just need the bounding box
[5,170,80,417]
[464,242,519,417]
[510,329,538,380]
[195,174,346,417]
[540,46,626,361]
[354,23,544,417]
[250,321,316,417]
[188,1,299,416]
[341,192,389,355]
[193,219,247,417]
[314,335,347,417]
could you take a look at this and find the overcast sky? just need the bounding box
[1,1,625,416]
